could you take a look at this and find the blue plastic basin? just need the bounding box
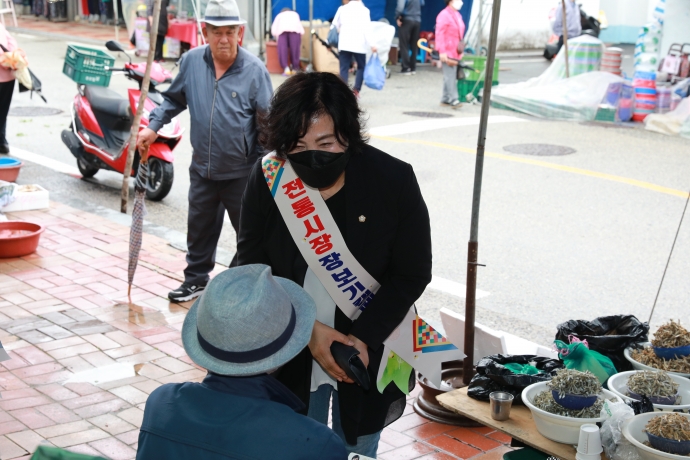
[551,391,598,410]
[653,344,690,360]
[0,158,21,168]
[647,432,690,455]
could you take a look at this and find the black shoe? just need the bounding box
[0,144,8,154]
[168,282,205,302]
[400,69,414,76]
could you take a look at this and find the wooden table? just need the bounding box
[436,388,606,460]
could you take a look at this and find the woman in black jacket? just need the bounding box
[237,72,432,456]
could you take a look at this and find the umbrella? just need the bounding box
[127,147,149,297]
[462,0,503,384]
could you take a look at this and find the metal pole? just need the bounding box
[475,0,483,56]
[561,0,570,78]
[307,0,313,71]
[113,0,120,42]
[462,0,502,385]
[292,0,296,11]
[120,0,163,213]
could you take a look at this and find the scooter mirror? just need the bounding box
[105,40,126,53]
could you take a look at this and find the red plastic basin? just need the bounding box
[0,222,44,258]
[0,160,22,182]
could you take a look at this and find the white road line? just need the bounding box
[428,275,490,299]
[369,115,528,137]
[11,147,82,177]
[500,58,549,64]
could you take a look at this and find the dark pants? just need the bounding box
[87,0,98,15]
[184,169,248,286]
[398,19,420,71]
[0,80,14,147]
[154,34,165,61]
[277,32,301,70]
[339,50,366,92]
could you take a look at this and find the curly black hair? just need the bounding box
[258,72,368,158]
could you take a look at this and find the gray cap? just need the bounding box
[182,264,316,376]
[203,0,247,27]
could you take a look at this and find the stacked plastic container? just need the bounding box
[656,87,671,113]
[601,47,623,75]
[618,83,634,122]
[632,71,657,122]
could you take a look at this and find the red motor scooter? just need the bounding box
[61,40,183,201]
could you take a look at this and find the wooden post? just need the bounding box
[561,0,570,78]
[120,0,163,213]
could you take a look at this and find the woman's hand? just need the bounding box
[309,321,355,383]
[348,334,369,369]
[371,46,378,54]
[439,52,448,64]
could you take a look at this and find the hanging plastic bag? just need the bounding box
[555,315,649,372]
[554,338,617,384]
[467,354,564,404]
[363,54,385,91]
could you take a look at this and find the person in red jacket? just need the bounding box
[435,0,465,108]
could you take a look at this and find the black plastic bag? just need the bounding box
[555,315,649,372]
[467,354,564,405]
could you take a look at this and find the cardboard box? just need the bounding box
[2,184,49,212]
[300,21,339,75]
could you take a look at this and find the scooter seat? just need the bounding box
[84,85,130,119]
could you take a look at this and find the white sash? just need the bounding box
[262,153,381,321]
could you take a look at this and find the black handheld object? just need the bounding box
[330,342,371,391]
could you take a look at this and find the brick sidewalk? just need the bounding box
[0,203,514,460]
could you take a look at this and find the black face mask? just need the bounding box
[288,150,351,189]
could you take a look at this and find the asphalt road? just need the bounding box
[7,33,690,348]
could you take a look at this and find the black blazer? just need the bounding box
[237,144,432,443]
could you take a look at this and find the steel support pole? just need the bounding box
[462,0,502,385]
[308,0,313,71]
[561,0,570,78]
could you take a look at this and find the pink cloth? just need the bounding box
[435,6,465,61]
[271,11,304,38]
[0,25,17,83]
[166,19,198,48]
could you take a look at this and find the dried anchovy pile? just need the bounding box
[645,413,690,442]
[628,370,679,397]
[631,347,690,374]
[547,368,602,397]
[533,390,604,418]
[651,320,690,348]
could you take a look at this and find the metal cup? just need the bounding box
[489,391,514,421]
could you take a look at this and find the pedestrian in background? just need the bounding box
[0,25,18,155]
[435,0,465,108]
[396,0,423,76]
[271,7,303,76]
[332,0,377,98]
[148,0,170,62]
[137,0,273,303]
[552,0,581,55]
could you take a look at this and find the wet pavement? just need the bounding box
[0,204,517,459]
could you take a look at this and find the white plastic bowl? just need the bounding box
[521,381,623,444]
[624,343,690,379]
[622,412,690,460]
[607,371,690,412]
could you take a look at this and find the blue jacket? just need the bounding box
[136,373,347,460]
[148,45,273,181]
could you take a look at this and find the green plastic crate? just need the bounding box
[502,447,550,460]
[461,55,500,82]
[62,44,116,86]
[458,79,499,102]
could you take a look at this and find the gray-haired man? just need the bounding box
[137,0,273,302]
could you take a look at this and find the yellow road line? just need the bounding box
[371,135,690,199]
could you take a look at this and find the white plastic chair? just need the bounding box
[0,0,18,28]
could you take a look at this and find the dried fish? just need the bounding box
[631,347,690,374]
[547,368,602,397]
[533,390,604,418]
[628,370,679,398]
[651,320,690,348]
[645,413,690,442]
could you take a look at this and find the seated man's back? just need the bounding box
[137,373,346,459]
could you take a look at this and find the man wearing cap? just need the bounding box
[137,0,273,303]
[136,264,348,459]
